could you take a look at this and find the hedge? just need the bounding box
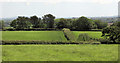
[62,28,76,41]
[1,40,101,45]
[3,28,57,31]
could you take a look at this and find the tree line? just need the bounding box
[1,14,108,30]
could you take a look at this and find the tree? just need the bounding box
[30,15,41,28]
[10,16,32,29]
[75,16,92,30]
[94,20,107,29]
[102,22,120,43]
[56,18,67,29]
[42,14,55,28]
[10,20,17,28]
[0,20,4,29]
[113,21,120,27]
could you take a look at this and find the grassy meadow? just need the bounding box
[2,31,117,61]
[72,31,102,39]
[2,31,102,41]
[2,31,67,41]
[2,44,118,61]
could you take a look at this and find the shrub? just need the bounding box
[98,38,111,44]
[62,28,76,41]
[77,33,91,41]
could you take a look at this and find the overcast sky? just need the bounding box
[0,0,120,18]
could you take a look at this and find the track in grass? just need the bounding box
[2,44,118,61]
[2,31,67,41]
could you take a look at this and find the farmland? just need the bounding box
[72,31,102,39]
[2,31,118,61]
[2,31,67,41]
[2,31,102,41]
[2,44,118,61]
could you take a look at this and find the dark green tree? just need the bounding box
[10,20,17,28]
[10,16,32,29]
[42,14,55,28]
[113,21,120,27]
[30,15,41,28]
[94,20,107,29]
[56,18,67,29]
[102,22,120,43]
[75,16,92,30]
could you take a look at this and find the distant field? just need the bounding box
[2,45,118,61]
[72,31,102,39]
[2,31,67,41]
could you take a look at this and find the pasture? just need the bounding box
[2,31,67,41]
[2,44,118,61]
[2,31,102,41]
[72,31,102,39]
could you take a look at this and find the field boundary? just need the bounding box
[1,40,101,45]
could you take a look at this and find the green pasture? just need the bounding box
[2,31,67,41]
[72,31,102,39]
[2,44,118,61]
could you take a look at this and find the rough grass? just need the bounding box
[2,31,67,41]
[2,45,118,61]
[72,31,102,39]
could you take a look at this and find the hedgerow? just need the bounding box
[1,40,101,45]
[62,28,76,41]
[3,28,57,31]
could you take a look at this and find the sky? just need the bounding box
[0,0,120,18]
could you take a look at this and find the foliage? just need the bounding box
[0,20,4,29]
[30,15,41,28]
[42,14,55,28]
[62,28,76,41]
[102,24,120,43]
[113,21,120,27]
[56,18,73,29]
[9,15,108,30]
[10,16,32,29]
[4,28,56,31]
[77,33,91,41]
[74,16,92,30]
[98,38,111,44]
[2,40,100,45]
[94,20,108,29]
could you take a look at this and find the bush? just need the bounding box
[62,28,76,41]
[98,38,111,44]
[77,33,91,41]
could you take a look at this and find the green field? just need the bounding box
[72,31,102,39]
[2,31,102,41]
[2,31,67,41]
[2,45,118,61]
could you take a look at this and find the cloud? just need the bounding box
[0,0,119,4]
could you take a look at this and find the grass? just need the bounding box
[2,31,67,41]
[2,44,118,61]
[72,31,102,39]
